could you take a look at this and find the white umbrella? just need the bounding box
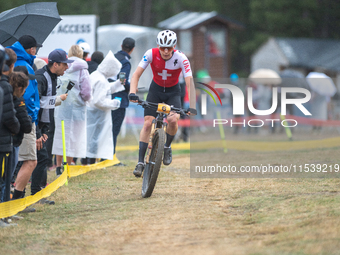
[306,72,336,97]
[249,68,282,85]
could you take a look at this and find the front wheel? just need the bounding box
[142,128,165,198]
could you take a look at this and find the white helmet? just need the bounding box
[156,30,177,47]
[78,42,90,53]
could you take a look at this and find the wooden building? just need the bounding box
[157,11,244,78]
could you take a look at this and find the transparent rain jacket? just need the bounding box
[86,51,124,159]
[52,56,92,157]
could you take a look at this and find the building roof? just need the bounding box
[275,38,340,72]
[157,11,244,30]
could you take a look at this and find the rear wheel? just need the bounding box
[142,128,165,198]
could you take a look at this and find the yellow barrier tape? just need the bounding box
[0,156,120,219]
[68,155,120,178]
[0,166,68,218]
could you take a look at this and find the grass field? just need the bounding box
[1,143,340,255]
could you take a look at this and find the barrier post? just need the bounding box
[61,120,68,185]
[280,114,293,141]
[216,111,228,153]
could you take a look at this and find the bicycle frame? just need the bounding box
[145,113,167,164]
[137,99,188,164]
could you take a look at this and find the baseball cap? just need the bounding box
[48,49,74,64]
[122,37,135,50]
[13,65,36,80]
[18,35,43,49]
[78,42,90,53]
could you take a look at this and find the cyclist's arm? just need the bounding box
[129,66,145,94]
[130,49,152,96]
[185,76,197,112]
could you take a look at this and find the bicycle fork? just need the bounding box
[145,119,167,164]
[145,120,156,164]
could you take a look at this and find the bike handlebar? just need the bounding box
[137,99,189,116]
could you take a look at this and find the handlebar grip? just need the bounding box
[128,93,139,101]
[187,108,197,116]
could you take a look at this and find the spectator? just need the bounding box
[32,49,72,204]
[87,51,104,74]
[86,51,123,161]
[80,51,104,165]
[52,45,91,175]
[73,42,91,165]
[33,57,46,71]
[0,45,20,193]
[0,45,20,205]
[111,38,135,165]
[0,86,2,125]
[8,35,41,207]
[1,49,31,205]
[3,71,32,205]
[78,42,90,61]
[0,45,18,227]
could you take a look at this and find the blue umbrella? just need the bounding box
[0,2,61,47]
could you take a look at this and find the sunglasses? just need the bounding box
[159,46,174,52]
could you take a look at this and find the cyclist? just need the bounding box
[129,30,196,177]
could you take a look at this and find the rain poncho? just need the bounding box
[86,51,124,159]
[52,56,92,157]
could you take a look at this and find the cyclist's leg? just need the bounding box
[134,83,159,177]
[165,112,180,146]
[139,116,155,160]
[163,87,181,165]
[164,87,182,147]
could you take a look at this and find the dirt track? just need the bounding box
[1,153,340,254]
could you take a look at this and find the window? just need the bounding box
[179,30,192,56]
[207,28,226,56]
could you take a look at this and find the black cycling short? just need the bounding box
[144,80,181,118]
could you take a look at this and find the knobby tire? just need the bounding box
[142,128,165,198]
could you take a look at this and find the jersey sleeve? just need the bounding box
[179,53,193,78]
[138,49,153,69]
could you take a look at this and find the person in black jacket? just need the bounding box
[111,38,135,164]
[0,86,3,124]
[1,71,32,203]
[32,50,71,204]
[0,45,20,204]
[87,51,104,74]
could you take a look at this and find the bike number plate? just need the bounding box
[157,103,171,114]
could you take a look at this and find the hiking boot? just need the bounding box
[38,198,55,205]
[56,166,63,176]
[133,163,144,178]
[163,147,172,165]
[18,207,36,213]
